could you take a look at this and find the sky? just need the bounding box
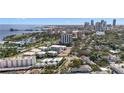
[0,18,124,25]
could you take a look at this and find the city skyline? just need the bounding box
[0,18,122,25]
[1,18,124,74]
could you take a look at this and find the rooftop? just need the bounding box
[36,51,46,55]
[91,71,109,74]
[39,46,48,49]
[70,65,92,73]
[96,31,105,36]
[109,50,120,54]
[23,52,36,56]
[51,45,66,48]
[30,48,41,53]
[110,64,124,74]
[48,51,58,54]
[42,57,63,63]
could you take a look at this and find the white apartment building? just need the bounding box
[0,56,36,68]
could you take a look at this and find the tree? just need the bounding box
[89,52,98,62]
[120,47,124,51]
[90,65,101,71]
[72,58,81,68]
[10,28,14,31]
[44,69,54,74]
[120,53,124,61]
[109,44,118,50]
[97,58,109,67]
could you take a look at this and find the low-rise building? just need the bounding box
[91,71,109,74]
[23,52,36,56]
[107,54,121,63]
[39,46,49,51]
[30,48,41,53]
[9,38,35,45]
[47,51,58,57]
[81,56,95,65]
[42,58,53,63]
[0,41,6,44]
[110,64,124,74]
[109,50,120,54]
[96,31,105,36]
[50,45,66,53]
[70,65,92,73]
[36,51,46,58]
[37,57,63,67]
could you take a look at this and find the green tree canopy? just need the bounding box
[72,58,82,68]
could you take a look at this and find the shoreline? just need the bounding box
[0,30,44,41]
